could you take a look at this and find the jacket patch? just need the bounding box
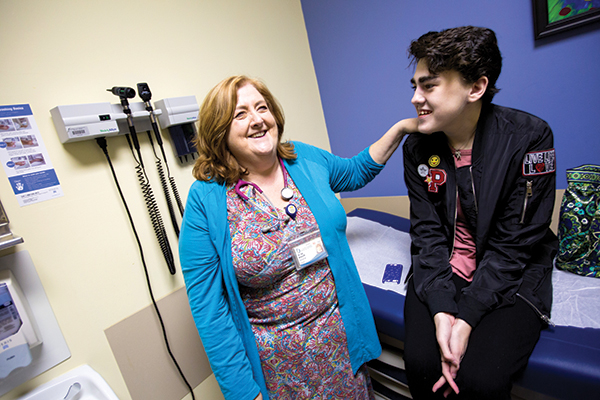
[425,168,447,192]
[523,149,556,176]
[428,155,441,167]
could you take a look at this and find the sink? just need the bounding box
[17,364,119,400]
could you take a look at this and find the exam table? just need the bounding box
[347,208,600,400]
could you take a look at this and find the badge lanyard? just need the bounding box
[233,159,327,270]
[234,158,297,220]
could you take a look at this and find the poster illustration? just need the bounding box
[0,104,63,206]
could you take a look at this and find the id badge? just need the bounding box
[289,227,328,270]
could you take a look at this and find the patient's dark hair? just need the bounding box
[408,26,502,104]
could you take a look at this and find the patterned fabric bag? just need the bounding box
[556,165,600,277]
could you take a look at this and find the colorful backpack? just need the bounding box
[556,165,600,277]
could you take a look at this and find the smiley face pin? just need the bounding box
[428,155,441,168]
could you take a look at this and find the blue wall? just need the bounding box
[301,0,600,197]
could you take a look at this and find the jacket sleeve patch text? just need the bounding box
[523,149,556,176]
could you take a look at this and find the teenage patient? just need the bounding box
[402,26,558,400]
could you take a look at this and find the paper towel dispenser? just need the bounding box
[0,270,42,379]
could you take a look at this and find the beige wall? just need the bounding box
[0,1,328,399]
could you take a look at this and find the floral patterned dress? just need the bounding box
[226,170,373,399]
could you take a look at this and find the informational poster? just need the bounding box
[0,104,63,206]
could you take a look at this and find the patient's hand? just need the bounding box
[432,312,459,396]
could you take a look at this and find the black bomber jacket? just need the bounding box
[403,103,559,328]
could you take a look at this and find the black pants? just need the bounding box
[403,275,544,400]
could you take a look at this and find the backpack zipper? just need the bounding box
[519,180,533,224]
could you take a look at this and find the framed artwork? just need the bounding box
[533,0,600,39]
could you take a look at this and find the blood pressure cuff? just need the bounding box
[556,165,600,277]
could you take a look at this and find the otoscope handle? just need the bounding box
[107,87,136,99]
[137,83,164,146]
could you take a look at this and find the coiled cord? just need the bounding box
[153,129,185,218]
[136,162,176,274]
[114,91,176,275]
[170,176,185,216]
[146,131,180,237]
[157,159,179,236]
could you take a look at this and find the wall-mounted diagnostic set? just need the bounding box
[50,91,199,162]
[50,85,199,275]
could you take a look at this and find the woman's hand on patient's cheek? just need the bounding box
[369,117,420,164]
[396,117,420,137]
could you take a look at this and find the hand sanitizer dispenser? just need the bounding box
[0,270,42,379]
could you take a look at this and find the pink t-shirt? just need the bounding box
[450,148,477,281]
